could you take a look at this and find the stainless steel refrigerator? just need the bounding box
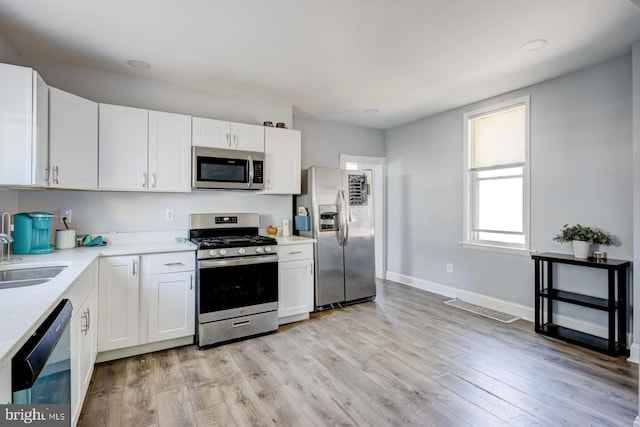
[296,166,376,310]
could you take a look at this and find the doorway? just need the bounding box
[340,154,386,279]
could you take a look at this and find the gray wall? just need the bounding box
[293,115,385,168]
[385,56,633,325]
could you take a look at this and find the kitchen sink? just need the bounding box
[0,266,67,289]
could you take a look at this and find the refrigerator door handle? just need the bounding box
[339,189,349,245]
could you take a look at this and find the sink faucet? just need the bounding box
[0,212,13,262]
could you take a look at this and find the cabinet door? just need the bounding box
[148,111,191,192]
[262,127,301,194]
[82,285,98,394]
[146,271,195,343]
[278,259,314,318]
[49,87,98,190]
[98,104,149,190]
[0,64,48,186]
[192,117,231,149]
[231,122,265,151]
[98,256,140,351]
[70,277,98,426]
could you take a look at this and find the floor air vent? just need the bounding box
[443,299,519,323]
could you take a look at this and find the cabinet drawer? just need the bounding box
[146,251,195,274]
[278,243,313,262]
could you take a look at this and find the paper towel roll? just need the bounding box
[56,229,76,249]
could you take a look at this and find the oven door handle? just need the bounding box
[199,254,278,268]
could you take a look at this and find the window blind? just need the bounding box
[471,104,525,169]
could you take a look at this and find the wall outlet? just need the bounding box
[59,208,72,224]
[165,209,175,221]
[446,263,453,273]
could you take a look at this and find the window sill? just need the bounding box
[461,242,533,256]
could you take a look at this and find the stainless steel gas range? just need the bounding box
[189,213,279,347]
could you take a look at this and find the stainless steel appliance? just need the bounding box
[192,146,264,190]
[190,213,278,347]
[12,299,72,404]
[296,167,376,310]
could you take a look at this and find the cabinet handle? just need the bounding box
[81,311,87,334]
[86,307,91,333]
[142,172,147,188]
[289,251,303,255]
[132,259,138,276]
[226,133,231,147]
[151,173,157,188]
[53,166,59,185]
[233,134,238,147]
[164,262,184,267]
[309,264,313,275]
[44,166,50,185]
[190,274,194,290]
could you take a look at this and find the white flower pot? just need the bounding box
[572,240,590,259]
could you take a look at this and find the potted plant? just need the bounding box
[553,224,614,259]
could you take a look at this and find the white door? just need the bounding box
[147,271,195,342]
[98,256,140,351]
[192,117,231,149]
[99,104,149,190]
[49,88,98,189]
[148,110,191,192]
[340,154,387,279]
[262,127,301,194]
[232,122,265,151]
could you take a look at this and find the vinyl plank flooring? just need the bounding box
[79,279,638,427]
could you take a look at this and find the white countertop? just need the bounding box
[274,235,316,245]
[0,232,196,371]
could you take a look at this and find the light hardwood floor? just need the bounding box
[79,280,638,426]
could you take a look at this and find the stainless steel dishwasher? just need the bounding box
[12,299,73,405]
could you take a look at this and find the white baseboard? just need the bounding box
[96,335,194,363]
[385,271,533,321]
[385,271,634,358]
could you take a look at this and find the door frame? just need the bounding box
[340,154,387,279]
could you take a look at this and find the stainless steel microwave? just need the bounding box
[192,146,264,190]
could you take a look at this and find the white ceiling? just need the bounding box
[0,0,639,130]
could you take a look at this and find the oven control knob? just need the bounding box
[255,247,264,253]
[219,249,227,256]
[264,246,272,253]
[238,248,246,254]
[208,250,217,257]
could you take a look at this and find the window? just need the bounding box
[463,96,530,250]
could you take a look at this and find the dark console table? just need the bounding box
[531,252,631,355]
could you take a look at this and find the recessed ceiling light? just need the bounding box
[126,59,151,69]
[521,39,547,51]
[364,108,379,113]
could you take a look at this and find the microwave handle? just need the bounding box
[247,155,254,189]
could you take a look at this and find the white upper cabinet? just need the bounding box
[192,117,264,152]
[148,111,191,192]
[99,104,191,192]
[231,122,265,151]
[49,88,98,190]
[0,63,48,186]
[99,104,148,191]
[259,127,301,194]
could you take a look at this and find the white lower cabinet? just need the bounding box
[98,255,140,352]
[67,260,98,426]
[0,362,10,404]
[278,243,314,324]
[142,253,195,343]
[98,252,195,353]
